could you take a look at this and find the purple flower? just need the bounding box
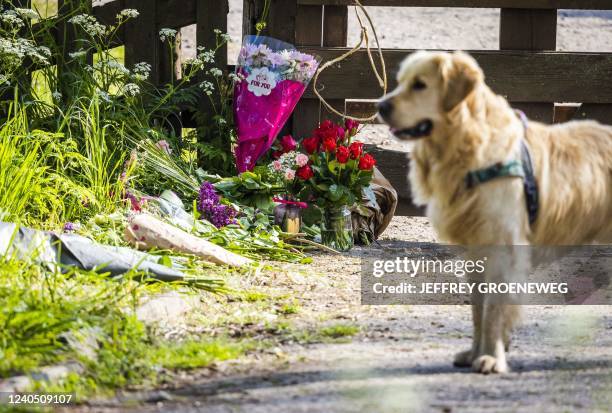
[198,181,237,228]
[63,222,80,232]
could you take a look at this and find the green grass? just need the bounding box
[0,253,247,400]
[151,338,254,370]
[319,324,360,339]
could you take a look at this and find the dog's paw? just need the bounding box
[453,349,473,367]
[472,355,509,374]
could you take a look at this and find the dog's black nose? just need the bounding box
[377,99,393,120]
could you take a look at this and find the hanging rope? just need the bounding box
[312,0,387,122]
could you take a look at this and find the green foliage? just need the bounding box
[319,323,360,339]
[150,338,252,370]
[0,255,151,378]
[0,100,93,225]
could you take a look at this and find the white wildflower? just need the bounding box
[69,49,87,59]
[0,37,50,68]
[0,10,25,29]
[182,57,204,70]
[96,89,111,103]
[159,28,177,42]
[52,91,62,101]
[117,9,139,20]
[197,49,215,64]
[69,14,106,37]
[94,60,130,75]
[213,29,231,43]
[132,62,151,80]
[15,8,39,19]
[122,82,140,97]
[208,67,222,77]
[199,80,214,96]
[228,72,244,83]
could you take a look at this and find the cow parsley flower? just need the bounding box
[208,67,222,77]
[15,8,39,19]
[214,29,231,43]
[117,9,139,20]
[159,28,177,42]
[196,48,215,64]
[96,90,111,103]
[69,14,106,37]
[69,49,87,59]
[199,80,214,96]
[0,10,25,30]
[133,62,151,80]
[122,82,140,97]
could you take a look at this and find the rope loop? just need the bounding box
[312,0,387,122]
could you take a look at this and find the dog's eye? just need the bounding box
[412,79,426,91]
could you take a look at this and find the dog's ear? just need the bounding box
[440,52,483,112]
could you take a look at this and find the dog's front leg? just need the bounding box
[472,246,526,374]
[472,302,511,374]
[454,293,482,367]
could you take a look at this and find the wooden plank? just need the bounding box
[500,8,556,123]
[297,0,612,9]
[319,5,348,126]
[365,146,425,217]
[93,0,196,29]
[124,0,160,84]
[157,0,197,28]
[243,0,298,43]
[573,103,612,124]
[191,0,230,147]
[297,49,612,104]
[295,5,323,45]
[293,4,323,138]
[500,9,557,50]
[345,100,380,121]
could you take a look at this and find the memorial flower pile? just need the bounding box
[297,119,376,209]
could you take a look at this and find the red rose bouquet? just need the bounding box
[296,119,376,250]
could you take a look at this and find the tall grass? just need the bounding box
[0,98,91,226]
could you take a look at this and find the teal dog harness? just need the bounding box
[464,110,539,226]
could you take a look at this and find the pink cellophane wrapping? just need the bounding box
[234,74,306,172]
[233,37,319,172]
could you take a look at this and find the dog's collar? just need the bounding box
[464,110,539,226]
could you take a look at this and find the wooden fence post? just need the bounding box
[293,5,348,138]
[499,8,556,123]
[292,3,323,138]
[124,0,161,86]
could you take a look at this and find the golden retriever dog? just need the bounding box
[377,51,612,374]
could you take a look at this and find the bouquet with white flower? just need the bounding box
[233,36,319,172]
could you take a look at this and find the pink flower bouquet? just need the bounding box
[233,36,319,172]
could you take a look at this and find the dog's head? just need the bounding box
[378,51,484,140]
